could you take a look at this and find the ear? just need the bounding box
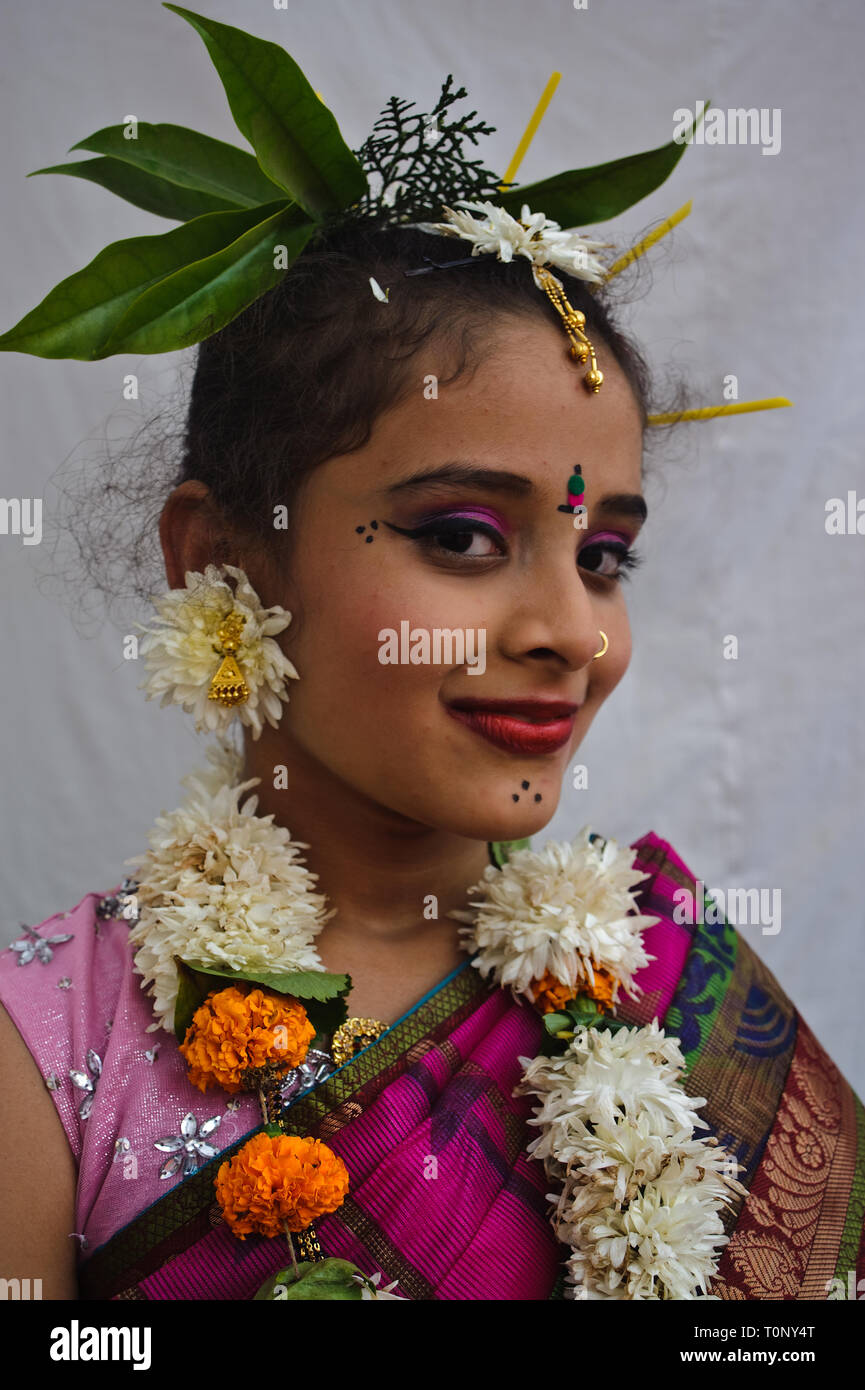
[158,480,234,589]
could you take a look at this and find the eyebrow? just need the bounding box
[385,462,648,522]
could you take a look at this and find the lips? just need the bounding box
[445,697,580,755]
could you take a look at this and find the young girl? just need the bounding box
[0,9,861,1303]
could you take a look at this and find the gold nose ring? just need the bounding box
[592,630,609,660]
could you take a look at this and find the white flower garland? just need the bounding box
[126,742,332,1032]
[456,830,748,1300]
[125,751,746,1297]
[451,829,659,1002]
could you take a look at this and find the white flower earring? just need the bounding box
[137,563,299,738]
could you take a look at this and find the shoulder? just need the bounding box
[0,884,140,1160]
[620,829,797,1062]
[0,884,262,1254]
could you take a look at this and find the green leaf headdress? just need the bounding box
[0,3,790,423]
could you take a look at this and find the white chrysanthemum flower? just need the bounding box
[455,828,659,1001]
[137,563,299,738]
[191,736,245,796]
[519,1020,700,1142]
[414,200,609,287]
[125,758,332,1033]
[517,1021,748,1300]
[562,1182,732,1301]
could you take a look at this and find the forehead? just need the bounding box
[352,314,645,495]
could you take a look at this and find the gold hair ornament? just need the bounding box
[535,265,603,393]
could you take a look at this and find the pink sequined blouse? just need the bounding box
[0,887,262,1261]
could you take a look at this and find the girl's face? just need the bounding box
[261,315,646,844]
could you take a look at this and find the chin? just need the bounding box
[438,798,560,845]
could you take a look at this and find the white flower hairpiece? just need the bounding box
[126,745,332,1033]
[452,827,659,1003]
[137,563,299,739]
[415,200,609,288]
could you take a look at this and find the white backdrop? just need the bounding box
[1,0,863,1093]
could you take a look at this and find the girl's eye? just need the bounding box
[579,539,643,583]
[384,517,506,561]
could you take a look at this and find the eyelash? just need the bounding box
[385,517,643,584]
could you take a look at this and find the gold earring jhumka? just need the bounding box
[208,611,250,708]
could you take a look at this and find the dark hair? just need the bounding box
[44,219,686,625]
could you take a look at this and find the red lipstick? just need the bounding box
[445,698,579,755]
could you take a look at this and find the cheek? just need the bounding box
[284,547,460,726]
[601,619,632,691]
[587,608,632,702]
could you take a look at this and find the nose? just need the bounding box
[499,553,604,672]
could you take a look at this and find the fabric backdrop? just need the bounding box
[0,0,862,1094]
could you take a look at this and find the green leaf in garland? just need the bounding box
[29,157,241,223]
[542,1011,573,1036]
[253,1258,365,1301]
[566,996,607,1029]
[163,4,367,218]
[181,959,350,1002]
[496,99,711,228]
[172,957,213,1043]
[100,200,314,355]
[488,837,532,868]
[0,199,291,359]
[67,122,287,211]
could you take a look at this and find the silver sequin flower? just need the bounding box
[277,1048,336,1106]
[69,1049,102,1121]
[10,924,74,966]
[154,1112,222,1180]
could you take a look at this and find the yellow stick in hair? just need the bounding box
[648,397,793,426]
[499,73,562,191]
[605,201,693,280]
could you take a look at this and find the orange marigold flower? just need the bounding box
[215,1131,350,1237]
[529,963,618,1014]
[179,985,315,1094]
[529,969,574,1015]
[581,963,617,1008]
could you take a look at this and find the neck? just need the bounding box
[241,728,492,970]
